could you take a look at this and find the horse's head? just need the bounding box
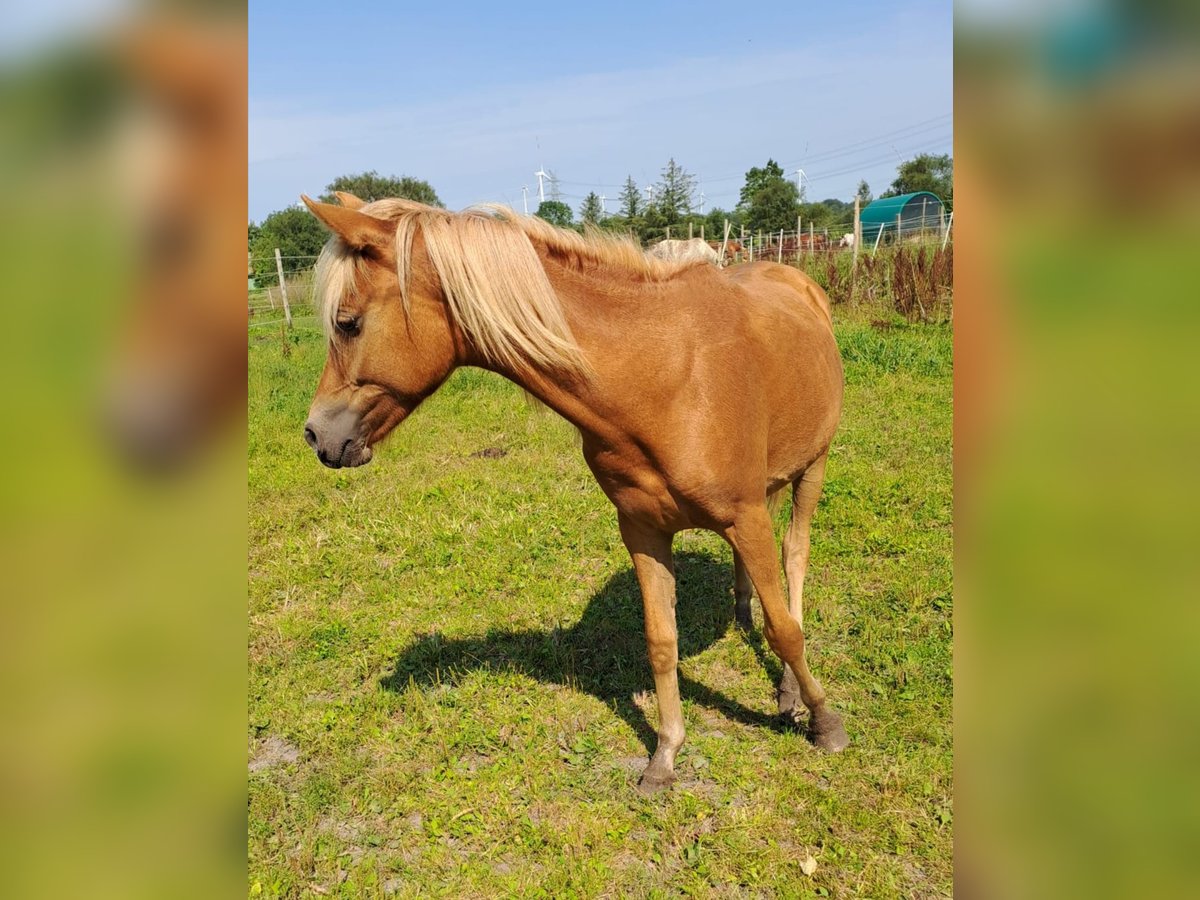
[300,195,462,468]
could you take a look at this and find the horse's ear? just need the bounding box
[301,195,392,254]
[333,191,366,210]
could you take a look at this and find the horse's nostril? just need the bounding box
[304,425,318,449]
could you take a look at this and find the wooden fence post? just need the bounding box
[941,210,954,250]
[720,220,731,267]
[688,221,693,239]
[274,248,292,329]
[777,228,783,263]
[852,197,861,269]
[809,220,815,254]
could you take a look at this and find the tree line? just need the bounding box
[250,154,952,277]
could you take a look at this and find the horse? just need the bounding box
[300,194,848,792]
[838,233,856,249]
[647,237,720,266]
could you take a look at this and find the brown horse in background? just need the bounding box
[301,194,847,792]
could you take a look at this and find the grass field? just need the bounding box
[248,310,953,898]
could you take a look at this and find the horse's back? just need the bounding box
[723,261,833,329]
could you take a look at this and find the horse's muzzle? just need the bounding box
[304,405,373,469]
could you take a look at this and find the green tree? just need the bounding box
[319,170,443,206]
[856,180,873,205]
[535,200,573,229]
[638,203,667,244]
[250,205,329,278]
[654,158,697,225]
[881,154,953,204]
[704,207,742,241]
[738,159,787,209]
[618,176,641,220]
[738,159,800,234]
[579,192,604,226]
[798,202,828,229]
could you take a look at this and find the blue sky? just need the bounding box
[249,0,951,223]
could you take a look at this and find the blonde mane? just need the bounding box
[312,200,701,378]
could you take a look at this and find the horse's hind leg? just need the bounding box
[733,552,754,631]
[725,493,848,753]
[778,454,827,719]
[734,487,785,630]
[618,514,685,793]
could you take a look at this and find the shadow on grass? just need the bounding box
[380,551,790,754]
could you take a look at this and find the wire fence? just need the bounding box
[247,208,953,331]
[247,257,320,330]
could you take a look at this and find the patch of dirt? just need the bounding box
[471,447,507,459]
[614,755,648,774]
[249,735,299,772]
[317,816,361,842]
[456,751,490,772]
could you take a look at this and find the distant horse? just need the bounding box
[838,233,856,249]
[647,237,720,266]
[797,233,830,253]
[300,195,848,792]
[705,238,744,265]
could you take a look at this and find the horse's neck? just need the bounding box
[488,254,653,445]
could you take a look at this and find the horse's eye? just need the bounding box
[335,316,360,337]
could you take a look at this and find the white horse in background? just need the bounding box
[647,238,721,266]
[837,233,856,249]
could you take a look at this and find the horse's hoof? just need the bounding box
[809,707,850,753]
[734,604,753,632]
[637,769,676,795]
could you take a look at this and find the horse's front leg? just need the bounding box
[618,513,683,793]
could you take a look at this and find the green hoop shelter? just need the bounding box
[859,191,946,246]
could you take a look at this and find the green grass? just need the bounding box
[248,315,952,898]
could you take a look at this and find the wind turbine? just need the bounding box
[521,185,529,215]
[795,168,809,200]
[699,190,706,214]
[599,193,607,214]
[535,167,551,203]
[645,185,655,204]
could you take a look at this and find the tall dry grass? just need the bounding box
[794,242,953,322]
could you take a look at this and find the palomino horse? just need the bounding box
[646,237,721,266]
[300,194,848,791]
